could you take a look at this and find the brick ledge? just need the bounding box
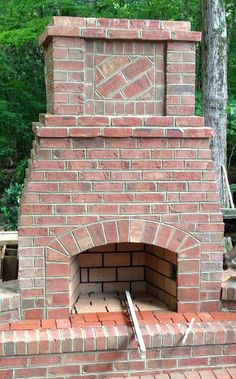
[1,311,236,332]
[34,125,213,139]
[39,115,205,127]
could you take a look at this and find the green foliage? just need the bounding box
[0,41,45,165]
[195,91,203,116]
[227,99,236,138]
[94,0,200,27]
[227,98,236,170]
[0,182,23,230]
[14,159,28,183]
[226,0,236,96]
[0,0,94,46]
[230,183,236,194]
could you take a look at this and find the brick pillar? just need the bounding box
[18,17,224,319]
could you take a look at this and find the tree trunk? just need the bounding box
[201,0,228,207]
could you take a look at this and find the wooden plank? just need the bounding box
[0,232,18,246]
[222,165,235,209]
[0,245,6,280]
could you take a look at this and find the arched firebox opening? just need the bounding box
[70,242,177,314]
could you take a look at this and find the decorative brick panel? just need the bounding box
[17,17,225,319]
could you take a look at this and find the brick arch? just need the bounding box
[47,218,200,259]
[46,219,201,317]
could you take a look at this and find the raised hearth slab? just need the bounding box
[0,311,236,377]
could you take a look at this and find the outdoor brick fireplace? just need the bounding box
[18,16,225,320]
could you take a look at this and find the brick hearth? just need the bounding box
[0,311,236,377]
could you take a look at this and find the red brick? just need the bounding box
[112,116,143,126]
[31,355,61,367]
[73,227,93,252]
[10,320,41,330]
[227,368,236,378]
[130,19,160,28]
[175,116,204,126]
[172,31,201,41]
[59,233,78,256]
[141,30,170,40]
[53,60,84,71]
[47,293,69,307]
[145,116,174,126]
[15,368,47,378]
[24,309,43,320]
[122,57,153,80]
[0,357,28,367]
[197,370,218,379]
[0,323,10,331]
[56,318,71,329]
[97,73,125,97]
[21,204,53,215]
[41,115,76,126]
[182,372,201,379]
[78,116,109,126]
[101,320,116,326]
[108,29,138,39]
[168,63,195,73]
[155,374,171,379]
[120,204,150,214]
[104,127,133,137]
[139,311,157,322]
[178,274,200,287]
[84,26,105,39]
[41,319,56,329]
[83,313,99,322]
[69,127,100,137]
[48,365,81,376]
[46,278,68,292]
[47,308,70,319]
[98,18,129,28]
[36,127,68,138]
[63,352,95,364]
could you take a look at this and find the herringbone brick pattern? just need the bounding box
[95,56,154,100]
[84,40,164,115]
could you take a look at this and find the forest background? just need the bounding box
[0,0,235,229]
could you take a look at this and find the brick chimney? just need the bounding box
[18,17,224,319]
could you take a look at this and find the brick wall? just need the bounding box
[0,313,236,378]
[17,17,225,319]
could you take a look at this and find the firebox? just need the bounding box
[18,16,224,320]
[70,242,177,314]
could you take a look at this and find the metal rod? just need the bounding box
[125,291,146,359]
[182,317,195,345]
[221,164,235,209]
